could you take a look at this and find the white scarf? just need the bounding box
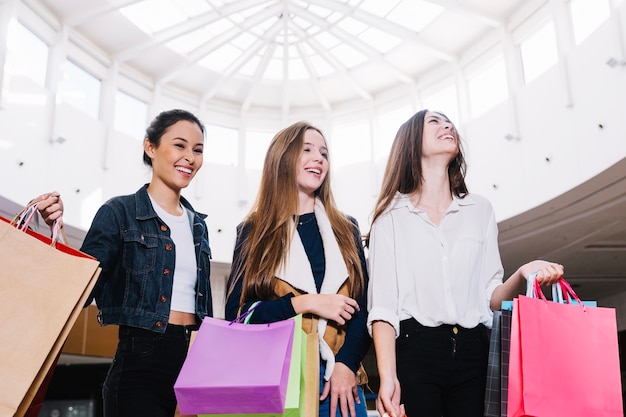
[275,198,349,380]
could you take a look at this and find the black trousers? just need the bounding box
[396,319,489,417]
[103,324,194,417]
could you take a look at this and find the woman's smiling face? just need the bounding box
[296,128,329,197]
[421,111,459,160]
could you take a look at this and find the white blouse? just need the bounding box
[367,192,503,337]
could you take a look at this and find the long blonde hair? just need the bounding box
[229,121,364,304]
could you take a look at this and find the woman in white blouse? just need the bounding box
[366,110,564,417]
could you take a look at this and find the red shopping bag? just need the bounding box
[507,279,623,417]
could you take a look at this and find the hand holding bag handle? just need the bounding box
[530,277,586,311]
[11,195,68,247]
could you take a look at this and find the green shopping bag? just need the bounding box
[200,313,307,417]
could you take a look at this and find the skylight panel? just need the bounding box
[165,27,213,54]
[306,4,334,20]
[248,15,279,37]
[292,15,314,33]
[206,17,236,34]
[298,42,315,56]
[386,0,444,32]
[358,26,402,53]
[239,2,275,19]
[520,22,558,83]
[120,0,187,34]
[198,43,242,72]
[287,44,299,58]
[175,0,212,17]
[313,31,341,50]
[330,43,368,68]
[265,56,284,81]
[358,0,397,17]
[570,0,610,45]
[337,17,369,37]
[227,11,245,25]
[309,53,335,77]
[238,52,263,77]
[284,32,299,44]
[230,31,257,50]
[325,12,343,25]
[288,57,309,80]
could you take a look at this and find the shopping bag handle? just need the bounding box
[231,301,264,325]
[531,277,586,311]
[11,197,68,247]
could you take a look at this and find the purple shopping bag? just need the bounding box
[174,316,295,415]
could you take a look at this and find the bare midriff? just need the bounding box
[169,310,196,325]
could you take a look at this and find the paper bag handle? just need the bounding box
[531,277,585,310]
[11,197,68,246]
[231,301,263,325]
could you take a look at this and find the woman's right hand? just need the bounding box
[291,293,359,325]
[35,192,64,226]
[377,376,404,417]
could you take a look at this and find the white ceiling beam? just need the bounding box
[293,35,332,111]
[114,0,271,62]
[241,42,277,112]
[288,21,371,100]
[157,4,283,84]
[281,12,290,117]
[201,37,267,102]
[427,0,503,28]
[307,0,455,62]
[63,0,143,27]
[290,4,414,84]
[188,3,282,63]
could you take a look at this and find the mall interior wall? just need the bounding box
[0,0,624,298]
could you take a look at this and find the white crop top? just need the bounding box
[149,196,197,314]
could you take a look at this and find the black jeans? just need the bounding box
[396,319,489,417]
[103,324,193,417]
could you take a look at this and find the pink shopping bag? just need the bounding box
[507,279,623,417]
[174,316,295,415]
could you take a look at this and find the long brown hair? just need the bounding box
[230,121,364,304]
[367,109,468,244]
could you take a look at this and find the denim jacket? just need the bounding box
[81,184,212,332]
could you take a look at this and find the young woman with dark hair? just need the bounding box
[367,109,564,417]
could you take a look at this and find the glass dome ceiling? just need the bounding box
[36,0,527,114]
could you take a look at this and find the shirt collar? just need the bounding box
[391,191,476,214]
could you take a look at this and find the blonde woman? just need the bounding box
[226,121,371,417]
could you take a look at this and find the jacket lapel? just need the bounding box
[274,198,348,294]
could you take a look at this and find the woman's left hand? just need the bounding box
[519,260,564,286]
[320,362,360,417]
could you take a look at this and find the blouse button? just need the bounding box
[163,269,171,276]
[165,243,173,250]
[160,295,167,302]
[161,225,168,232]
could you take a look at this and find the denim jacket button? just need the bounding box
[155,321,163,327]
[160,224,167,232]
[165,243,173,250]
[160,295,167,302]
[163,269,171,276]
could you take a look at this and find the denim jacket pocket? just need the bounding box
[122,230,159,275]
